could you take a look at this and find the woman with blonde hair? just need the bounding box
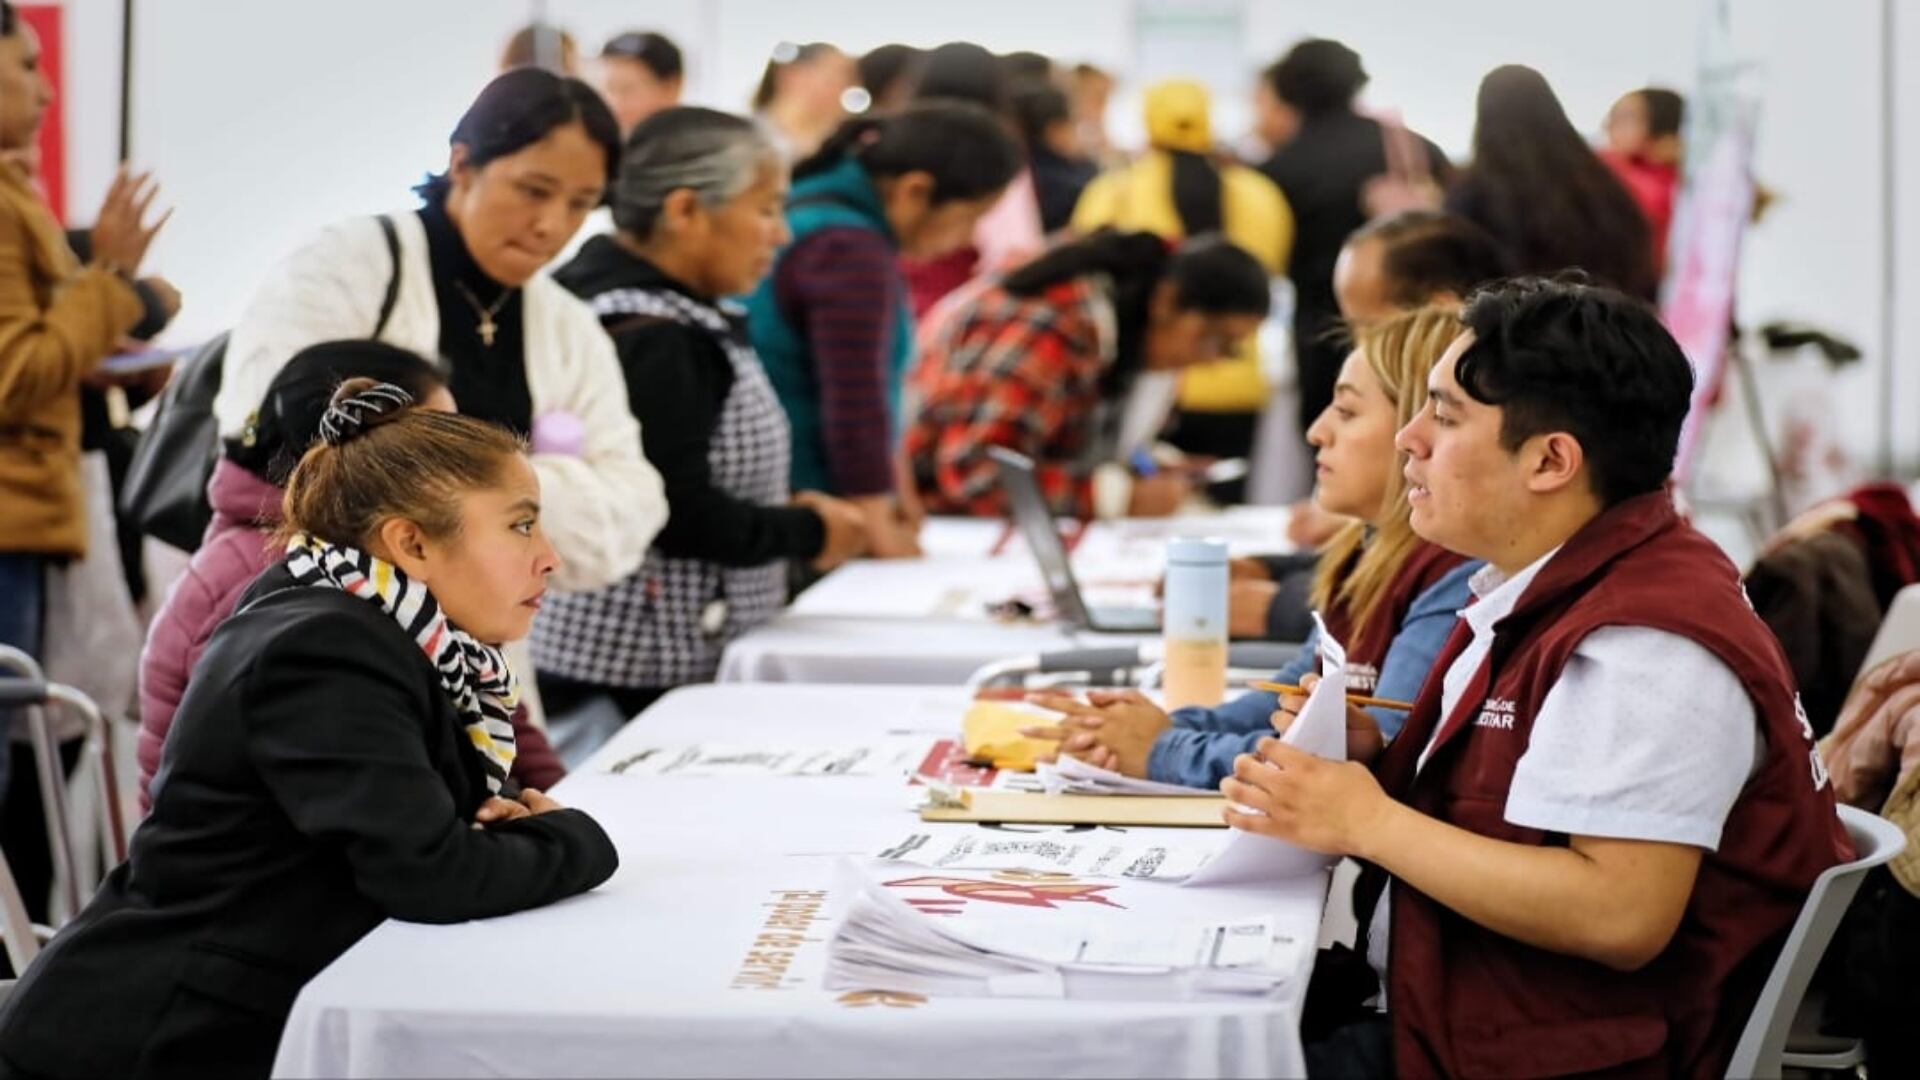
[1028,306,1482,785]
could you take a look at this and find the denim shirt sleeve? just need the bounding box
[1364,559,1480,739]
[1149,626,1322,786]
[1146,725,1269,788]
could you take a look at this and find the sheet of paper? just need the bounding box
[1183,613,1348,887]
[1038,753,1221,796]
[1072,916,1274,968]
[604,738,934,779]
[875,829,1218,881]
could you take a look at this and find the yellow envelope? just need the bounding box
[961,701,1060,773]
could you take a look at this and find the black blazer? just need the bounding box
[0,564,618,1080]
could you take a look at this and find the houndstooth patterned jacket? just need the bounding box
[531,287,791,688]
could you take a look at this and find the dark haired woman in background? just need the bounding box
[214,67,664,604]
[1254,37,1452,441]
[1072,80,1290,499]
[858,44,924,113]
[1013,79,1097,235]
[907,231,1270,520]
[1600,86,1685,274]
[536,107,869,726]
[902,41,1045,318]
[1332,208,1513,322]
[752,41,856,163]
[597,30,685,135]
[0,381,617,1079]
[1449,64,1657,298]
[745,100,1021,559]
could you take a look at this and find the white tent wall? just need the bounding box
[44,0,1909,477]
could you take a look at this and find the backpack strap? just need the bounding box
[373,214,402,338]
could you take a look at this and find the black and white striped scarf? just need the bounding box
[285,534,519,793]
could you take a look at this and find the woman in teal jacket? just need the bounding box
[745,99,1019,557]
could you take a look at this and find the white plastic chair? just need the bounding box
[0,844,47,976]
[0,647,128,919]
[1724,804,1908,1079]
[1856,582,1920,682]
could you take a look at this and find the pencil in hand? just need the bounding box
[1250,680,1415,712]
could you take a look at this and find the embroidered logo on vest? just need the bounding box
[1344,662,1380,693]
[1475,697,1518,730]
[1794,694,1832,791]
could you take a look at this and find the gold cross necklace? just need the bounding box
[453,280,515,347]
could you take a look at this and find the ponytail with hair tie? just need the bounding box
[789,101,1021,205]
[790,115,888,184]
[317,379,416,447]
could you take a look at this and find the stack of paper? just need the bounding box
[1038,754,1220,796]
[875,829,1218,881]
[824,859,1303,1000]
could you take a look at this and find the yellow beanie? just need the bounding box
[1144,79,1213,154]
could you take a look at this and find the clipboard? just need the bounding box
[918,788,1229,828]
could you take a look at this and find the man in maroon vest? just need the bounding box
[1223,278,1854,1078]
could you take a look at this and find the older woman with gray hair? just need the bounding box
[534,106,868,731]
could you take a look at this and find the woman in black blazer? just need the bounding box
[0,367,619,1080]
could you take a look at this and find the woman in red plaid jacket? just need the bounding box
[906,230,1269,519]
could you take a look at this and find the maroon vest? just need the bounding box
[1317,541,1466,693]
[1368,492,1853,1079]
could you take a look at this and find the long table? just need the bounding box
[273,684,1328,1078]
[717,510,1293,686]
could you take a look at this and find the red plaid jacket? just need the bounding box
[905,276,1109,518]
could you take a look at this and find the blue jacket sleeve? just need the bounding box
[1146,726,1268,789]
[1364,560,1479,739]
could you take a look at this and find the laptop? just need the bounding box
[989,446,1161,633]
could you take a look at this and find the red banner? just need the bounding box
[18,3,65,222]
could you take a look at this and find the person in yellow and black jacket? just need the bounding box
[1071,79,1291,501]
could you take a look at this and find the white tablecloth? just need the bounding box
[274,685,1327,1079]
[721,510,1294,685]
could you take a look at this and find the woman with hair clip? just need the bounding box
[535,107,870,726]
[1071,80,1291,499]
[752,41,856,163]
[1023,307,1480,788]
[0,381,618,1079]
[137,341,568,814]
[906,229,1269,520]
[213,67,664,599]
[745,99,1022,559]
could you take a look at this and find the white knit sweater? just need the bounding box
[213,211,664,592]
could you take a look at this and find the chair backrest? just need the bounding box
[1857,582,1920,681]
[0,846,40,975]
[1724,804,1908,1079]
